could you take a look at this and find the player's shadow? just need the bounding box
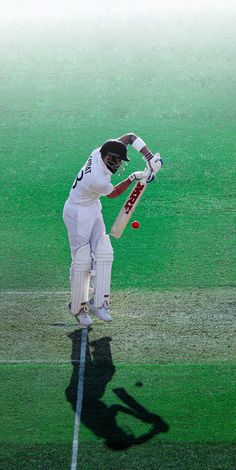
[65,330,169,450]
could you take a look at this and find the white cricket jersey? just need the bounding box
[68,148,114,205]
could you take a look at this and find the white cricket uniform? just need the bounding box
[63,148,114,259]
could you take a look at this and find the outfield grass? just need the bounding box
[1,4,235,290]
[1,1,236,469]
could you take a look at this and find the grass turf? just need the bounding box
[1,288,235,468]
[1,362,235,469]
[0,5,235,291]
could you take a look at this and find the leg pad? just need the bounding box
[71,244,91,315]
[93,235,114,309]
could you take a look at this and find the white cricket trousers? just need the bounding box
[63,199,106,260]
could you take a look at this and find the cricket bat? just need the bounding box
[110,154,162,239]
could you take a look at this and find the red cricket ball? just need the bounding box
[131,220,140,229]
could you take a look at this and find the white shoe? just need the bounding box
[68,303,93,327]
[88,300,112,322]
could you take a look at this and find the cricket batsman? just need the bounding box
[63,133,162,326]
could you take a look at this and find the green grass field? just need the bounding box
[1,1,236,469]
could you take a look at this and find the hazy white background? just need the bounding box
[1,0,235,23]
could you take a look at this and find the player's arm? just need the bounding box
[107,178,132,199]
[117,133,154,162]
[107,170,148,199]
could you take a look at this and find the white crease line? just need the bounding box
[0,360,74,364]
[0,291,70,295]
[71,327,88,470]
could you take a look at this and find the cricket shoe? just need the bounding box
[68,302,93,327]
[88,300,112,322]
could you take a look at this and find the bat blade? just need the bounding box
[110,180,147,238]
[110,154,163,239]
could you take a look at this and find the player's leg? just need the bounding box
[68,243,92,326]
[89,215,114,321]
[63,201,94,326]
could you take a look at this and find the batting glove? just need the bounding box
[145,153,163,183]
[143,151,155,162]
[146,172,155,183]
[129,170,148,182]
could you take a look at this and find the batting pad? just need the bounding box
[93,235,114,309]
[71,243,92,315]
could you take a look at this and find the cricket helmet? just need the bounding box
[100,140,129,174]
